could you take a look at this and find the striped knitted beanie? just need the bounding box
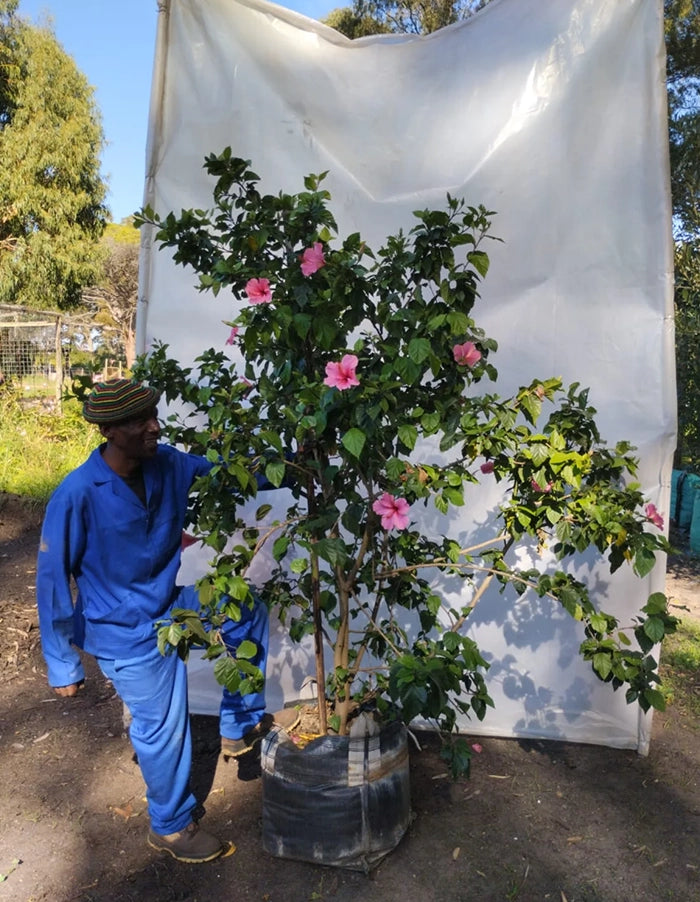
[82,378,160,424]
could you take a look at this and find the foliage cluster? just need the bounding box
[0,386,99,500]
[666,0,700,469]
[0,0,107,311]
[324,0,488,37]
[81,222,140,368]
[136,151,677,775]
[674,241,700,468]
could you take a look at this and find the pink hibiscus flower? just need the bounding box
[225,326,239,345]
[645,503,664,530]
[245,278,273,305]
[453,341,481,368]
[372,493,411,531]
[300,242,326,276]
[324,354,359,390]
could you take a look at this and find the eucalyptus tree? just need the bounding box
[0,0,107,311]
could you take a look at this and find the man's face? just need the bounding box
[102,406,160,459]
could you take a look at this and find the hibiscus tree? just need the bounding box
[136,151,676,775]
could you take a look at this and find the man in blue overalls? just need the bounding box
[36,378,298,863]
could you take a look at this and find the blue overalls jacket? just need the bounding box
[36,443,213,687]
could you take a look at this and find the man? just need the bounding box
[36,378,298,863]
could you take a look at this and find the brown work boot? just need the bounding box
[147,821,223,863]
[221,708,301,760]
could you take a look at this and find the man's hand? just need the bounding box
[53,681,85,697]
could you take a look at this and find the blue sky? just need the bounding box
[17,0,337,222]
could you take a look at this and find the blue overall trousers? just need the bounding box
[97,595,268,836]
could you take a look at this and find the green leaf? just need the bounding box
[446,311,470,334]
[421,411,441,433]
[634,627,655,654]
[341,427,366,458]
[228,463,252,491]
[545,507,562,525]
[258,429,283,452]
[642,616,666,643]
[255,503,272,521]
[228,576,251,601]
[157,626,171,656]
[213,657,241,693]
[386,457,406,481]
[516,510,531,528]
[293,313,312,339]
[397,683,428,721]
[642,688,666,711]
[394,356,420,384]
[633,547,657,578]
[520,394,542,424]
[290,557,308,574]
[180,615,210,644]
[643,592,668,615]
[203,643,227,660]
[167,624,182,647]
[408,337,431,364]
[529,443,550,467]
[588,613,609,636]
[398,424,418,450]
[273,535,290,561]
[314,537,348,566]
[235,639,259,660]
[197,580,214,607]
[442,486,464,507]
[265,460,286,487]
[592,653,612,680]
[618,631,631,646]
[328,714,341,733]
[467,250,490,277]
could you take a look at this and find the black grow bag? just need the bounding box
[261,719,411,871]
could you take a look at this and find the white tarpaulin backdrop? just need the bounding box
[138,0,675,751]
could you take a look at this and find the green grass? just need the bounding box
[0,389,100,502]
[660,617,700,722]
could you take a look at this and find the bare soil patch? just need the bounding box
[1,492,698,902]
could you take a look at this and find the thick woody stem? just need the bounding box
[307,471,328,735]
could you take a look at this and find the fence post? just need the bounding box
[55,315,63,412]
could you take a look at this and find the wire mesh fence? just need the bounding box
[0,304,124,410]
[0,305,63,407]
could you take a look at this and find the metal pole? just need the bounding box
[55,315,63,412]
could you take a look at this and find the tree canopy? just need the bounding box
[665,0,700,467]
[85,222,140,368]
[0,0,107,311]
[666,0,700,240]
[324,0,488,37]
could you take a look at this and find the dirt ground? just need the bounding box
[0,492,698,902]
